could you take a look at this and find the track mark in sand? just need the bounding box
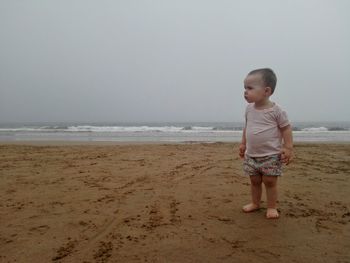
[219,246,281,260]
[52,239,78,261]
[120,158,146,166]
[115,175,148,190]
[175,162,191,170]
[193,164,209,171]
[74,217,120,262]
[200,165,216,173]
[215,238,248,260]
[221,237,247,248]
[29,224,50,235]
[50,201,65,206]
[170,199,181,224]
[6,201,26,211]
[87,217,118,244]
[175,162,216,172]
[181,173,196,180]
[148,203,163,229]
[141,198,182,229]
[342,212,350,220]
[94,194,116,204]
[93,241,113,263]
[169,170,179,177]
[1,236,15,244]
[208,215,236,225]
[142,202,166,230]
[168,162,190,179]
[321,201,350,227]
[285,207,334,218]
[221,198,232,203]
[245,248,281,259]
[284,200,350,231]
[315,218,334,231]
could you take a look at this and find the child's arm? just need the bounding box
[239,108,248,159]
[239,127,247,159]
[280,124,293,165]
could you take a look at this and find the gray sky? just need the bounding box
[1,0,349,123]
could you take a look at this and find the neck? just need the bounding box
[254,99,273,109]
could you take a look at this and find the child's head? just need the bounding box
[244,68,277,103]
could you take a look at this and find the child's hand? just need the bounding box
[239,143,246,159]
[281,147,293,165]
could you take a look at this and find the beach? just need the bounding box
[0,142,349,262]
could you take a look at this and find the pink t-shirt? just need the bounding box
[245,102,290,157]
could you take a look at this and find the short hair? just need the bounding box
[248,68,277,94]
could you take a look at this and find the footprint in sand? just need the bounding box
[170,199,181,224]
[93,241,113,262]
[52,239,78,261]
[141,203,165,230]
[29,225,50,235]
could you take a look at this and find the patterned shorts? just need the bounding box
[243,154,282,177]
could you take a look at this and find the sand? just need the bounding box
[0,142,349,262]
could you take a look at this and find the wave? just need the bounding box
[0,125,217,133]
[294,127,348,132]
[300,127,329,132]
[0,125,349,133]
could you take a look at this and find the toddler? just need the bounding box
[239,68,293,219]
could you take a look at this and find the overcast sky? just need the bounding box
[1,0,349,123]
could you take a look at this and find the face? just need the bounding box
[244,74,270,103]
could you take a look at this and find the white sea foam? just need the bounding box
[301,127,329,132]
[0,125,218,133]
[0,125,348,133]
[1,123,350,142]
[66,125,184,132]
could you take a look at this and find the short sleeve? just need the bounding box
[276,107,290,128]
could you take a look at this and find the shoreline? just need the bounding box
[1,140,350,146]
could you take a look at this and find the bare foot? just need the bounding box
[242,203,260,213]
[266,208,279,219]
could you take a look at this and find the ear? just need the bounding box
[265,87,272,95]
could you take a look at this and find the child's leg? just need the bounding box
[243,175,262,212]
[262,176,279,218]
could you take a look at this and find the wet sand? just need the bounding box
[0,142,349,262]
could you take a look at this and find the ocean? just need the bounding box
[0,121,350,143]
